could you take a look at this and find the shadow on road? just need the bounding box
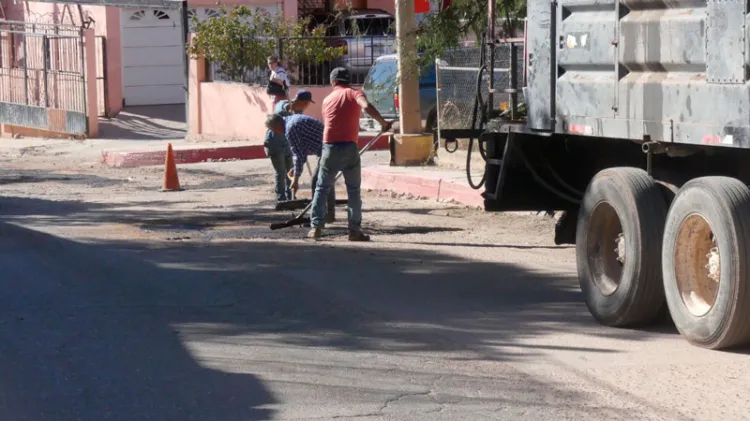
[0,191,686,419]
[0,221,275,421]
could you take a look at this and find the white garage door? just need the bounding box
[121,5,281,106]
[121,8,184,106]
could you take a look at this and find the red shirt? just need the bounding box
[322,86,365,143]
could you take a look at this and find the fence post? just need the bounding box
[43,35,49,108]
[23,34,28,106]
[101,36,109,117]
[181,0,189,132]
[509,42,518,120]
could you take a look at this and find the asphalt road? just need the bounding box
[1,151,749,420]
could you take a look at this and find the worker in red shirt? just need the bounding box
[307,67,392,241]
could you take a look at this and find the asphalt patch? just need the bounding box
[369,226,464,235]
[140,222,210,232]
[0,172,123,188]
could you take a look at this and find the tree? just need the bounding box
[414,0,526,69]
[187,5,346,83]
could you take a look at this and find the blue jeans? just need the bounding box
[265,147,293,202]
[311,142,361,229]
[311,157,336,217]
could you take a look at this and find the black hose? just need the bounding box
[516,148,581,204]
[466,64,488,189]
[542,159,584,197]
[445,138,459,153]
[530,150,585,197]
[466,34,490,190]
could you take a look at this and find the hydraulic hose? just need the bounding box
[466,64,488,189]
[465,34,490,190]
[516,148,582,205]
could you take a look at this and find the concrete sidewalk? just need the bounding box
[102,133,390,168]
[361,164,485,208]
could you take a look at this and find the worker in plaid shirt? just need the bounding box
[265,113,336,223]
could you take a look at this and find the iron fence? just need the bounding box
[0,21,87,134]
[436,41,526,133]
[209,35,397,86]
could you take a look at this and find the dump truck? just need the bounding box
[436,0,750,350]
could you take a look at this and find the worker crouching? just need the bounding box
[265,114,336,224]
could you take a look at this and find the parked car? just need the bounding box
[306,8,397,84]
[359,54,440,133]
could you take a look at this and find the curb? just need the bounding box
[361,165,484,208]
[102,144,266,168]
[102,134,389,168]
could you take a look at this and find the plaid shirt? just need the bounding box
[284,114,324,178]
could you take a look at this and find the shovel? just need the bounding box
[270,129,390,230]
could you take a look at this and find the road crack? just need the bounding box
[380,389,435,412]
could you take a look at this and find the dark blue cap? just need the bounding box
[294,90,315,103]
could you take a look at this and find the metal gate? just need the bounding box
[0,21,87,135]
[95,35,108,117]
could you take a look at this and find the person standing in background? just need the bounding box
[267,55,289,106]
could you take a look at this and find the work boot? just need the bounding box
[307,226,323,240]
[348,229,371,242]
[325,212,336,224]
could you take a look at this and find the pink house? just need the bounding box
[5,0,395,119]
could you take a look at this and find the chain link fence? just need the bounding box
[436,41,525,133]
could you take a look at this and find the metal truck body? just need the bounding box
[527,0,748,148]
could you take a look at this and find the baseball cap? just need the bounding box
[330,67,351,83]
[294,90,315,103]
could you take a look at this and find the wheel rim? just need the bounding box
[673,214,720,317]
[586,201,624,296]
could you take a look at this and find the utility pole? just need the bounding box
[391,0,433,165]
[395,0,421,135]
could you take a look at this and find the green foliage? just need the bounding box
[187,5,346,83]
[414,0,526,69]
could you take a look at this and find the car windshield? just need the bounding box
[364,59,398,93]
[345,17,394,36]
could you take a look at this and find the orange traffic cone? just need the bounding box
[161,143,182,192]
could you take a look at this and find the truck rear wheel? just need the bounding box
[662,177,750,349]
[576,168,668,326]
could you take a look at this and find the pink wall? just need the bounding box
[103,8,123,116]
[198,83,334,143]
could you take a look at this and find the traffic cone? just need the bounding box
[161,143,182,192]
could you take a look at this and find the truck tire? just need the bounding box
[576,167,668,326]
[662,177,750,349]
